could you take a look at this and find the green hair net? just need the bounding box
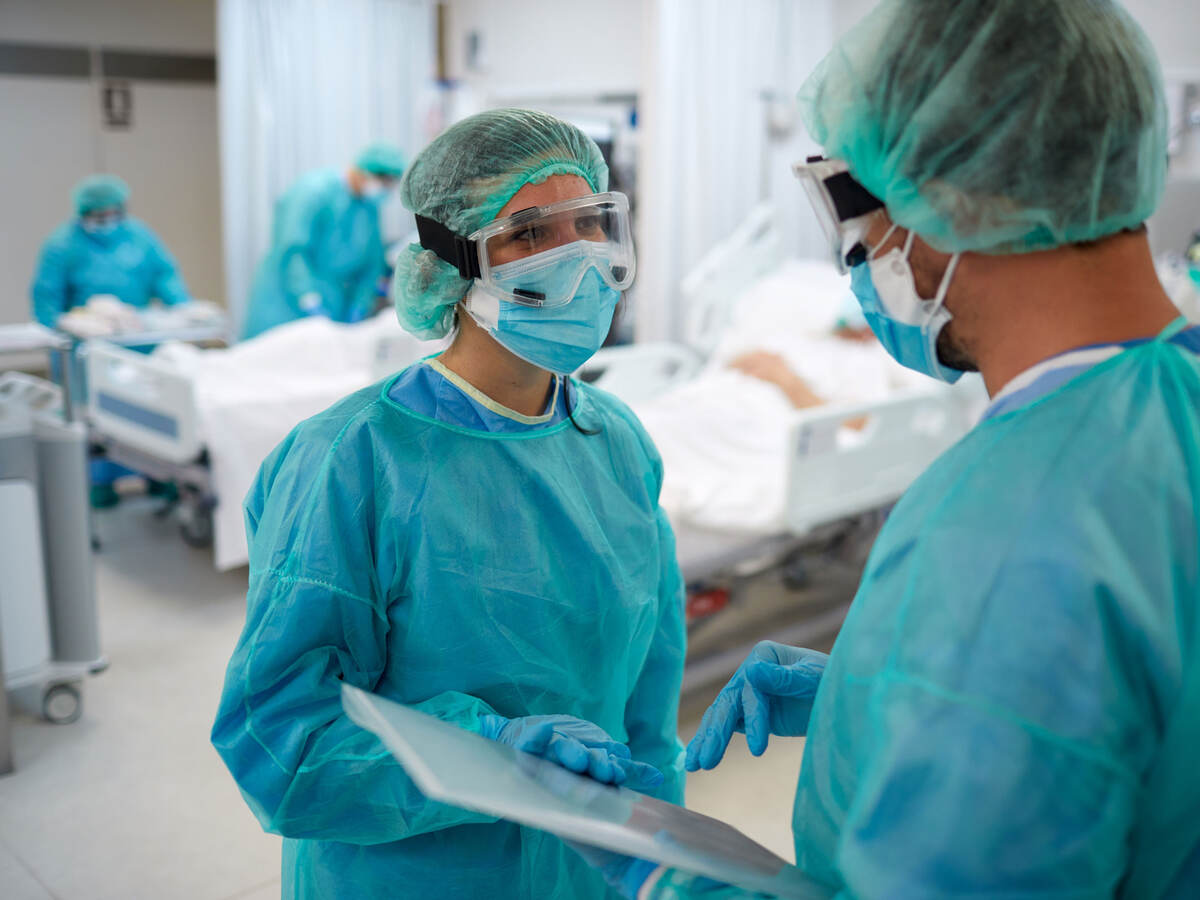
[356,143,407,178]
[799,0,1169,255]
[73,174,130,216]
[393,108,608,339]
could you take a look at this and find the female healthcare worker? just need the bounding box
[30,174,191,507]
[30,174,190,328]
[212,108,686,900]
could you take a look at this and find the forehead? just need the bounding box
[496,174,593,220]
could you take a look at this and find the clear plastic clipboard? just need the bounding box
[342,685,826,899]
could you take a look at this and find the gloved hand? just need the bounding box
[297,291,324,314]
[686,641,828,771]
[479,714,664,791]
[567,842,659,899]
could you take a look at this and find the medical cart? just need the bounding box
[0,325,107,745]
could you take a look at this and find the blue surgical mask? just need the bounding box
[464,267,620,375]
[359,177,390,202]
[849,229,964,384]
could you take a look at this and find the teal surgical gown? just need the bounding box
[241,169,386,340]
[30,218,189,327]
[646,326,1200,899]
[212,362,686,900]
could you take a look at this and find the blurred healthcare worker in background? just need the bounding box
[240,142,405,339]
[574,1,1200,897]
[30,174,191,508]
[30,174,190,329]
[213,108,685,900]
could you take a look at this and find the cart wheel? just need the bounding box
[43,683,82,725]
[179,502,214,548]
[781,556,809,591]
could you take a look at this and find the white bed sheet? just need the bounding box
[152,260,937,569]
[154,313,443,570]
[633,259,934,535]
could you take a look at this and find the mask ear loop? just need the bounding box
[899,229,962,312]
[928,252,962,313]
[867,222,901,261]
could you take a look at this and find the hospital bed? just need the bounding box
[85,314,444,566]
[84,210,980,594]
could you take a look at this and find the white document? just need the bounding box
[342,685,827,899]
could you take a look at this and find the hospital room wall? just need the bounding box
[0,0,224,328]
[833,0,1200,66]
[441,0,644,99]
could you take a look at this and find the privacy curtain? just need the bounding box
[217,0,435,332]
[637,0,834,343]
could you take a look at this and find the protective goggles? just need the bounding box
[416,191,635,308]
[81,208,126,228]
[792,157,884,273]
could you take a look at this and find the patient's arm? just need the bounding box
[728,351,824,409]
[729,350,868,430]
[832,323,876,342]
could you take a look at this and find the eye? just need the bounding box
[573,213,607,239]
[510,224,549,248]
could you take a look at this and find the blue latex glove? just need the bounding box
[479,714,665,791]
[686,641,828,771]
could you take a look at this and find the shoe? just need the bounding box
[146,480,178,502]
[90,484,120,509]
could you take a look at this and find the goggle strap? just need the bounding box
[415,214,481,281]
[825,171,884,223]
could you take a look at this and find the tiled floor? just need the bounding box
[1,499,812,899]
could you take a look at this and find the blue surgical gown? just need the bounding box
[646,326,1200,899]
[241,170,385,340]
[30,218,189,327]
[212,362,687,900]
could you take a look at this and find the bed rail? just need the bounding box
[784,386,972,534]
[85,341,202,465]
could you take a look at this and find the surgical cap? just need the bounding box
[73,174,130,217]
[393,108,608,339]
[799,0,1168,255]
[356,143,406,179]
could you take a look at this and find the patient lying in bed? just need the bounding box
[630,260,936,535]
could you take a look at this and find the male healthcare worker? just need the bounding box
[576,1,1200,896]
[31,174,190,328]
[241,143,405,339]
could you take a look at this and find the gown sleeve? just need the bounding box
[623,502,687,805]
[212,420,500,843]
[276,180,331,309]
[30,231,72,327]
